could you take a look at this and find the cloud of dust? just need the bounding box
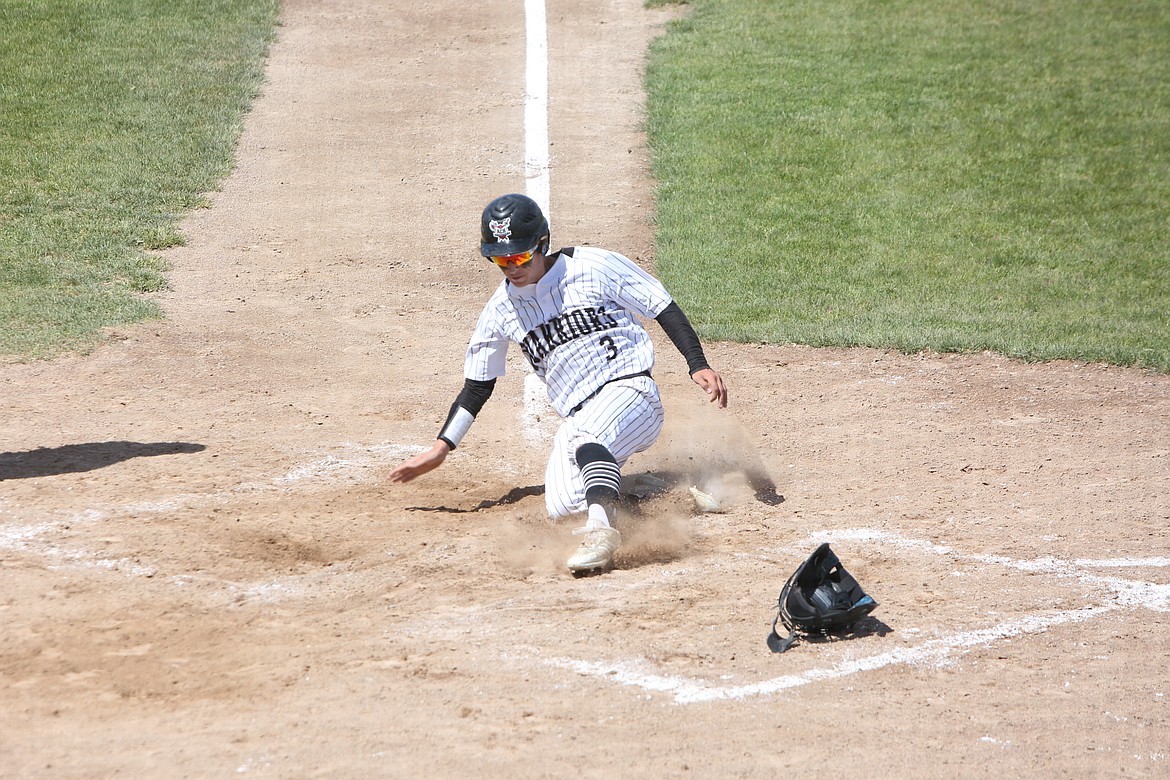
[490,402,782,575]
[496,512,577,577]
[614,497,694,568]
[495,498,696,574]
[639,401,782,511]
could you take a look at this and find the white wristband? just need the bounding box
[438,407,475,449]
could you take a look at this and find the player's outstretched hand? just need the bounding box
[691,368,728,409]
[388,440,451,484]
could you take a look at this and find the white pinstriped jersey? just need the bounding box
[464,246,672,417]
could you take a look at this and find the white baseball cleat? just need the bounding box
[567,526,621,574]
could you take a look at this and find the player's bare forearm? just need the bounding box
[388,440,451,483]
[691,368,728,408]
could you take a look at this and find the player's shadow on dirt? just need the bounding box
[406,468,784,515]
[406,468,785,515]
[628,468,785,506]
[406,484,546,513]
[0,441,207,481]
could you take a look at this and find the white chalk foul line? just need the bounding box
[523,0,550,218]
[543,528,1170,704]
[520,0,553,446]
[549,605,1114,705]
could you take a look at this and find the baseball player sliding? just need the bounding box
[389,194,728,574]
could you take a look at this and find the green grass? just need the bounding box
[0,0,277,359]
[647,0,1170,371]
[4,0,1166,371]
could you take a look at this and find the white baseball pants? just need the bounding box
[544,376,664,520]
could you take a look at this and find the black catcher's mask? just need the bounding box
[767,542,878,653]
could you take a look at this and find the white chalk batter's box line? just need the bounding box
[539,528,1170,705]
[0,442,431,578]
[4,449,1168,702]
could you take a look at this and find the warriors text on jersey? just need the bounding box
[464,246,671,416]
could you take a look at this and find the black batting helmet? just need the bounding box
[480,194,550,257]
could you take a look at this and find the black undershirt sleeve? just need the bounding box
[453,377,496,415]
[655,301,711,376]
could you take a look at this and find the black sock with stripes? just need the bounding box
[576,443,620,530]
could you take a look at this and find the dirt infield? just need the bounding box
[2,0,1168,776]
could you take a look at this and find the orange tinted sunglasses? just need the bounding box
[489,249,536,268]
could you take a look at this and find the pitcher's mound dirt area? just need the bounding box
[2,1,1167,777]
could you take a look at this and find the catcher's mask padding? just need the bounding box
[767,542,878,653]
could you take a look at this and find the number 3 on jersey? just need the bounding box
[599,335,618,361]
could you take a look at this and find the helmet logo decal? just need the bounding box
[488,217,512,242]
